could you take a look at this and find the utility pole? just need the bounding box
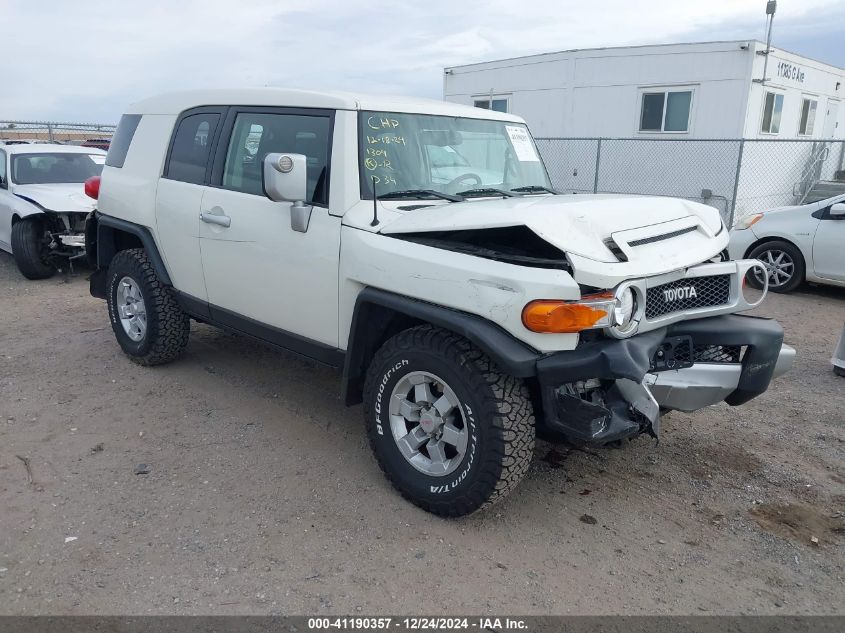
[759,1,777,85]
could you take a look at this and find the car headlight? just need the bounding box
[613,287,637,331]
[737,213,764,230]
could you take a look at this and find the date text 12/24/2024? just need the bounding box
[308,617,529,630]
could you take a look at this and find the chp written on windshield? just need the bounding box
[365,115,404,187]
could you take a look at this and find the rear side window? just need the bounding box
[165,113,220,184]
[105,114,141,168]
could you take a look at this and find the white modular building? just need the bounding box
[443,40,845,140]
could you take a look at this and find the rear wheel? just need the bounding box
[747,240,804,293]
[11,217,55,280]
[363,325,535,517]
[106,248,190,366]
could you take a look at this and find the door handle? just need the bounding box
[200,212,231,228]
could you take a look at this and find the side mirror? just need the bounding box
[263,152,311,233]
[830,202,845,218]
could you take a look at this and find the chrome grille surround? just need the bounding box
[603,259,768,339]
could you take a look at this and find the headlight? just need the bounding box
[613,287,636,329]
[737,213,764,230]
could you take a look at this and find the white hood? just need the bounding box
[366,194,727,284]
[12,183,96,214]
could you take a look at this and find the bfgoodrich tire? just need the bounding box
[363,325,535,517]
[106,248,190,366]
[11,217,55,280]
[747,240,805,293]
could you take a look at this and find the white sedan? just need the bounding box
[728,194,845,293]
[0,143,105,279]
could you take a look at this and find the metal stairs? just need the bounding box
[803,179,845,204]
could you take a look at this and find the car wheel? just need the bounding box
[746,240,805,293]
[106,248,190,366]
[363,325,535,517]
[835,366,845,378]
[10,217,55,280]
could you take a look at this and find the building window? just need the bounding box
[474,97,508,113]
[761,91,784,134]
[798,97,818,136]
[639,90,692,132]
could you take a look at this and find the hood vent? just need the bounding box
[627,225,697,247]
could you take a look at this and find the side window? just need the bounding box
[473,97,509,113]
[221,112,331,204]
[639,90,693,132]
[798,97,818,136]
[0,150,6,184]
[105,114,141,168]
[165,113,220,184]
[761,91,784,134]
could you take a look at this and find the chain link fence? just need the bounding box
[536,137,845,227]
[0,120,116,144]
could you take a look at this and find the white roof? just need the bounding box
[126,88,526,123]
[1,143,106,155]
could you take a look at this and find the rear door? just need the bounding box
[198,106,341,350]
[812,198,845,281]
[155,108,225,303]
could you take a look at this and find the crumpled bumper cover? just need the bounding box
[535,314,787,443]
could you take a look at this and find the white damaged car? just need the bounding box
[85,89,794,516]
[0,143,106,278]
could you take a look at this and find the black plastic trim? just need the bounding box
[666,314,784,406]
[342,287,541,405]
[94,213,172,285]
[174,291,343,368]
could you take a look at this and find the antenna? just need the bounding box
[371,177,380,227]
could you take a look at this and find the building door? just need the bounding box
[822,100,839,138]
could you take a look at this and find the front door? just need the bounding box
[813,200,845,281]
[198,107,340,349]
[822,100,839,138]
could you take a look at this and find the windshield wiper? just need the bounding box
[455,188,521,199]
[510,185,560,195]
[377,189,463,202]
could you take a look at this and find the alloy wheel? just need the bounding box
[388,371,469,477]
[116,276,147,342]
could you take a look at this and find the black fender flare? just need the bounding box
[89,213,172,298]
[341,287,541,405]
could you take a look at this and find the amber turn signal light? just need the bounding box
[522,299,611,333]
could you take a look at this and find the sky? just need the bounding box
[1,0,843,123]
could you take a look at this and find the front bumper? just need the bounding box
[535,314,789,443]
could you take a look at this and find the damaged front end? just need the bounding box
[535,314,793,445]
[37,212,89,270]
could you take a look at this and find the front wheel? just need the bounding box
[106,248,190,366]
[746,240,804,293]
[11,217,55,280]
[363,325,535,517]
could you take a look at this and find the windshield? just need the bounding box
[359,111,550,199]
[10,152,104,185]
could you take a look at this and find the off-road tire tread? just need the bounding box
[364,325,535,517]
[107,248,189,366]
[11,218,54,280]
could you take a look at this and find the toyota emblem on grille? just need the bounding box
[662,285,698,302]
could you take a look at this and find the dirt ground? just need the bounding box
[0,252,843,616]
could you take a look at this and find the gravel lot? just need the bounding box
[0,251,843,616]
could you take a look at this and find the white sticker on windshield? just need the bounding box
[505,125,540,162]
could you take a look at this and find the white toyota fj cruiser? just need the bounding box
[86,89,794,516]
